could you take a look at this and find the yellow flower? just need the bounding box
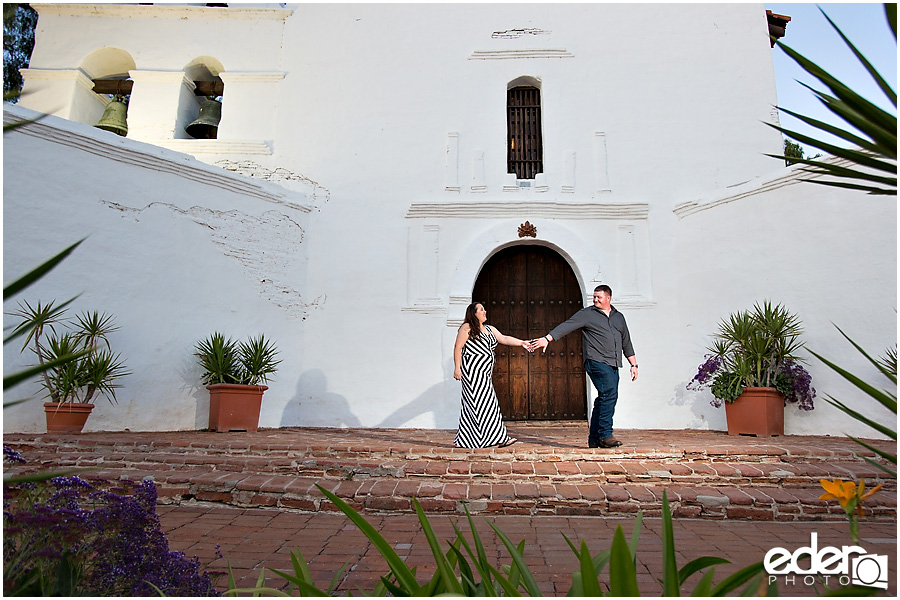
[819,478,883,515]
[819,478,858,510]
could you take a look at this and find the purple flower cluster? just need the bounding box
[3,445,26,464]
[687,354,723,390]
[687,355,816,410]
[3,466,219,596]
[777,359,817,411]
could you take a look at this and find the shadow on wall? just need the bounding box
[375,389,457,429]
[193,388,210,430]
[670,382,726,431]
[375,357,460,428]
[671,381,822,434]
[282,360,461,429]
[282,368,361,427]
[172,345,210,430]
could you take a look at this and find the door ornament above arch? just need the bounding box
[518,221,537,238]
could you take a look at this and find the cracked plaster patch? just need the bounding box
[492,28,550,39]
[215,159,330,208]
[103,200,323,319]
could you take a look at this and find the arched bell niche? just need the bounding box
[76,47,136,129]
[178,56,225,139]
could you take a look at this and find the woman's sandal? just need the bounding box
[499,437,518,447]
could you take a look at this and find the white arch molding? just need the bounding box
[447,220,605,326]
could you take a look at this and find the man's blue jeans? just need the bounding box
[584,360,619,443]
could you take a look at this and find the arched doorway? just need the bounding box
[472,245,586,420]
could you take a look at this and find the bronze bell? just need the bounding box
[93,95,128,136]
[185,97,222,139]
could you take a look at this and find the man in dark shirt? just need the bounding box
[530,285,637,448]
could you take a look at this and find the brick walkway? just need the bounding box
[158,505,897,596]
[5,423,897,595]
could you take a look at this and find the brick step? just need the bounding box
[5,432,893,462]
[6,439,895,491]
[5,428,890,463]
[5,462,895,521]
[18,453,895,490]
[4,427,895,521]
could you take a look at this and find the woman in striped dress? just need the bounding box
[453,302,530,448]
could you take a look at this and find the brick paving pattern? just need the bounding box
[5,423,897,595]
[157,507,896,596]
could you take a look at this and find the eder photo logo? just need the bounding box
[764,532,889,590]
[851,554,889,589]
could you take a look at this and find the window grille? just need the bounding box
[507,86,543,180]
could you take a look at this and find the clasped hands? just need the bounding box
[522,337,550,354]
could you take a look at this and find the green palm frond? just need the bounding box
[194,332,240,385]
[768,5,897,195]
[810,324,896,477]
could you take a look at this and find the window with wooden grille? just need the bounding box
[507,86,543,180]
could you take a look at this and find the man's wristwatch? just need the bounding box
[630,364,638,368]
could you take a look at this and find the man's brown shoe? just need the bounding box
[596,437,622,448]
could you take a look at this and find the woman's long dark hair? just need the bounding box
[463,302,485,341]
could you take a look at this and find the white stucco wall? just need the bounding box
[670,166,897,436]
[5,3,896,438]
[3,107,315,432]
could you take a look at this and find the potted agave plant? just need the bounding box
[687,301,816,436]
[9,301,130,433]
[195,332,280,432]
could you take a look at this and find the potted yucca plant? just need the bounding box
[195,332,280,432]
[687,301,815,436]
[9,302,130,433]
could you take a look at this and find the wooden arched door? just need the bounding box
[472,245,586,420]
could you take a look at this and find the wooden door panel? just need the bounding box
[529,370,550,418]
[510,372,529,419]
[472,245,586,421]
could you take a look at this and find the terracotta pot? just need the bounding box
[207,383,267,432]
[724,387,785,436]
[44,402,94,433]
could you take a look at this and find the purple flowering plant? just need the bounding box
[686,301,816,410]
[3,448,219,596]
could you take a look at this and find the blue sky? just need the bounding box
[765,2,897,156]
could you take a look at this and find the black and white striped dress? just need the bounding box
[455,325,509,448]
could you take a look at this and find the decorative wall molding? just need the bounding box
[616,224,639,297]
[672,156,861,219]
[470,149,486,192]
[593,131,612,193]
[405,224,443,313]
[153,139,273,156]
[20,67,95,92]
[469,49,574,60]
[445,132,459,191]
[33,4,293,21]
[3,105,308,211]
[406,201,649,220]
[400,304,446,315]
[219,71,286,84]
[609,297,657,309]
[562,150,576,193]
